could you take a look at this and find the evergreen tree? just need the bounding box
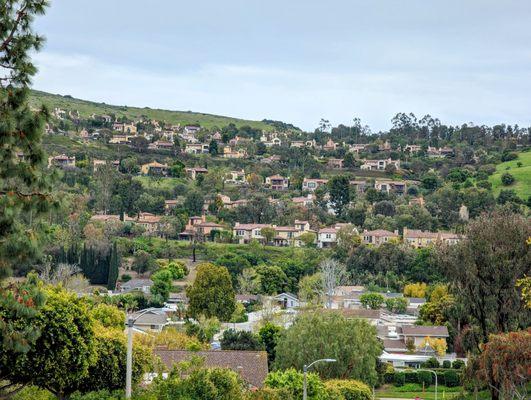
[107,242,119,290]
[0,0,54,277]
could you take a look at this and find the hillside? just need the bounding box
[489,150,531,200]
[29,89,277,131]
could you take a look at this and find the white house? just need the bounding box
[274,293,300,309]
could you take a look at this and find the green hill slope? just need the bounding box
[29,89,275,131]
[489,150,531,200]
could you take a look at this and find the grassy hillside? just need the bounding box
[489,150,531,200]
[29,89,275,131]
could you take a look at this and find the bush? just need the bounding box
[404,370,418,383]
[443,370,461,387]
[120,274,132,282]
[501,172,515,186]
[394,372,405,386]
[452,359,465,369]
[417,370,432,387]
[246,387,294,400]
[442,360,452,369]
[324,379,372,400]
[421,357,440,368]
[265,369,326,400]
[501,151,518,162]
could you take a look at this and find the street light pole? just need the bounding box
[125,307,157,399]
[302,358,336,400]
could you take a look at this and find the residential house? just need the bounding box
[290,140,305,148]
[348,143,368,154]
[93,159,119,171]
[109,134,134,145]
[120,278,153,294]
[164,199,182,213]
[274,293,300,309]
[409,197,425,207]
[90,214,121,223]
[129,309,168,332]
[360,158,400,171]
[327,158,344,169]
[225,170,246,185]
[127,212,163,235]
[402,325,449,348]
[140,161,169,176]
[184,143,209,154]
[113,122,137,134]
[438,232,462,245]
[317,227,338,248]
[272,226,301,246]
[302,178,328,192]
[349,180,367,193]
[323,139,338,152]
[185,167,208,180]
[291,194,314,207]
[48,154,76,169]
[179,215,224,240]
[222,147,247,159]
[265,175,289,190]
[374,180,407,195]
[260,155,281,164]
[362,229,399,246]
[154,350,268,388]
[184,125,201,134]
[402,228,439,248]
[148,140,174,150]
[294,220,311,232]
[233,223,271,244]
[404,144,422,153]
[378,140,391,151]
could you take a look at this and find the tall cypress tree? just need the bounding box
[107,242,119,290]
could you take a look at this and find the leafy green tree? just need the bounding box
[298,273,323,305]
[0,273,45,397]
[77,327,151,394]
[132,250,156,273]
[9,287,97,399]
[328,176,351,216]
[186,263,236,321]
[439,209,530,350]
[150,269,173,302]
[256,265,289,295]
[265,368,325,400]
[183,190,204,215]
[90,303,124,330]
[0,0,55,277]
[359,292,385,309]
[209,139,219,155]
[274,312,382,385]
[220,329,263,351]
[260,227,276,244]
[258,322,282,367]
[215,253,251,288]
[385,297,408,313]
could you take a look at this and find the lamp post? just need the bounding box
[125,307,157,399]
[303,358,336,400]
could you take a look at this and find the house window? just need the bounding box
[326,234,331,239]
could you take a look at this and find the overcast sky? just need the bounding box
[32,0,531,131]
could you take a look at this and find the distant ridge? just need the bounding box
[28,89,299,131]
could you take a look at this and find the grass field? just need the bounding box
[375,384,490,400]
[489,150,531,200]
[30,89,276,131]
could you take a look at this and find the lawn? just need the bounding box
[375,384,489,400]
[489,150,531,200]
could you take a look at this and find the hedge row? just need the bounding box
[384,369,462,387]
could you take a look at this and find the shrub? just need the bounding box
[394,372,405,386]
[501,151,518,162]
[421,357,440,368]
[246,387,294,400]
[120,274,132,282]
[501,172,515,186]
[442,360,452,369]
[324,379,372,400]
[404,370,418,383]
[452,359,465,369]
[417,370,432,387]
[265,369,326,400]
[443,369,461,387]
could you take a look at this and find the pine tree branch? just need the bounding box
[0,2,30,52]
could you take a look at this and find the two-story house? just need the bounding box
[302,178,329,192]
[265,175,289,190]
[362,229,399,246]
